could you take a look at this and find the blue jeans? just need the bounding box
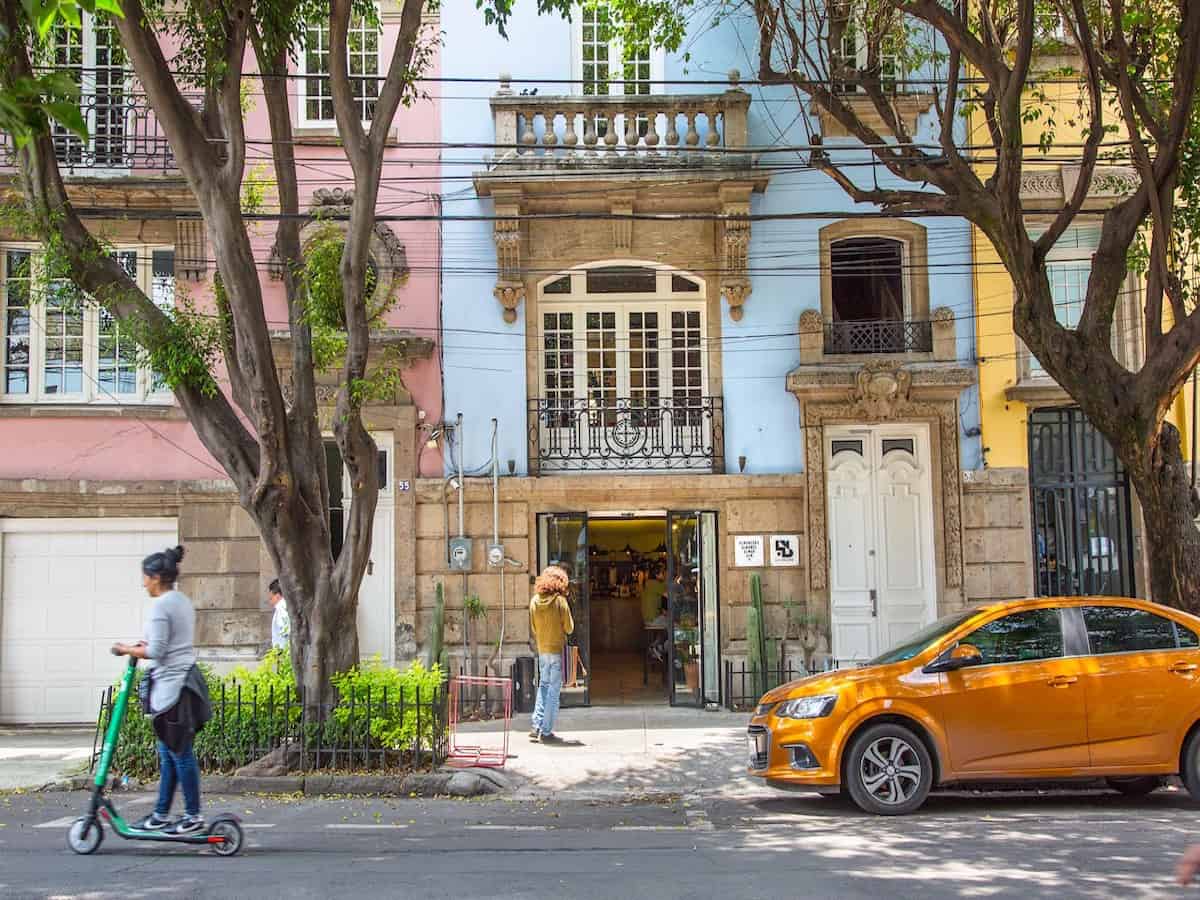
[531,653,563,736]
[156,739,200,817]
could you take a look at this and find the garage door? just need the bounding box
[0,518,178,724]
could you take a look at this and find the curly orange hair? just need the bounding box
[534,565,570,597]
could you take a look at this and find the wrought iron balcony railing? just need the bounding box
[0,82,181,173]
[528,396,724,474]
[823,318,934,355]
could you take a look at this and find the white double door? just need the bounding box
[826,424,937,665]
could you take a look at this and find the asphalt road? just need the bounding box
[1,787,1199,899]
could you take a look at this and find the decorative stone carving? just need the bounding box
[1019,169,1065,201]
[722,280,751,322]
[1063,164,1138,201]
[798,308,824,364]
[611,194,634,254]
[494,281,525,324]
[849,361,913,419]
[930,306,956,361]
[175,219,207,281]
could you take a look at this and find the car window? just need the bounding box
[1179,623,1200,649]
[961,608,1064,665]
[1083,606,1179,654]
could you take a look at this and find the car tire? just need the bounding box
[1182,730,1200,801]
[844,722,934,816]
[1106,776,1162,797]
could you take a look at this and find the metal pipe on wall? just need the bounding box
[456,411,465,539]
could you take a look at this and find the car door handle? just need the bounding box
[1047,675,1078,687]
[1170,662,1199,674]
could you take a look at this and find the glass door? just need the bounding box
[666,511,720,707]
[537,512,590,708]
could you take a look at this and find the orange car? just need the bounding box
[747,596,1200,815]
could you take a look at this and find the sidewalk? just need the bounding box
[0,728,93,790]
[454,705,769,801]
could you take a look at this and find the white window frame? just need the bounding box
[0,244,177,405]
[297,13,381,128]
[49,13,130,174]
[537,266,708,404]
[570,3,666,97]
[830,3,901,94]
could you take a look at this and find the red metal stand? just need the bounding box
[446,675,511,768]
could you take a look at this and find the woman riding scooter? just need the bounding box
[111,545,206,835]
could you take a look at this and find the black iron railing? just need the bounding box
[528,395,724,474]
[92,681,448,776]
[824,319,933,355]
[724,659,851,711]
[1,82,184,173]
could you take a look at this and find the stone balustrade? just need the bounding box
[488,71,751,166]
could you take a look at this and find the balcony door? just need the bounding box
[534,265,718,473]
[49,15,130,172]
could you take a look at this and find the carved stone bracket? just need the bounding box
[611,193,634,254]
[494,281,526,324]
[720,185,752,321]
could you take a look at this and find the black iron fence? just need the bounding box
[528,395,724,473]
[824,319,933,355]
[724,659,849,711]
[93,681,448,776]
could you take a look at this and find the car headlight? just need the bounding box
[773,695,837,719]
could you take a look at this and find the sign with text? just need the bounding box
[733,535,765,568]
[769,534,801,567]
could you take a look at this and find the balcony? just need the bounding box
[528,396,724,475]
[481,73,754,180]
[0,82,181,174]
[824,319,933,355]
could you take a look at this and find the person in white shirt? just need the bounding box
[268,579,290,650]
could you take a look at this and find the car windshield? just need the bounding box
[867,607,983,666]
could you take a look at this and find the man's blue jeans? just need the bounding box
[156,738,201,817]
[531,653,563,736]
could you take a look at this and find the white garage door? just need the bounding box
[0,518,178,724]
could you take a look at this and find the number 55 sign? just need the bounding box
[770,534,800,567]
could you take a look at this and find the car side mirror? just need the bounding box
[924,643,984,674]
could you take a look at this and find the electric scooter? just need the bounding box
[67,652,244,856]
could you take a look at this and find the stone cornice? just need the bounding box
[787,362,977,399]
[1004,380,1074,404]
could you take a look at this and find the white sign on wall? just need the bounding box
[733,535,765,568]
[770,534,801,567]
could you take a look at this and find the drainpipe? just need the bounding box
[492,419,504,678]
[456,412,465,539]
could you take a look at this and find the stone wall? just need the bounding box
[961,467,1035,602]
[408,474,809,673]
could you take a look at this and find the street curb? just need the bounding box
[37,767,511,798]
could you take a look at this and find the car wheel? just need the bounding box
[1106,776,1162,797]
[1182,730,1200,801]
[844,723,933,816]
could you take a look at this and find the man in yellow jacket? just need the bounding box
[529,565,575,743]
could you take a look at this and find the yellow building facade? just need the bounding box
[971,73,1193,600]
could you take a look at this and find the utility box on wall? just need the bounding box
[448,537,472,571]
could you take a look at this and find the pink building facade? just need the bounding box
[0,8,443,723]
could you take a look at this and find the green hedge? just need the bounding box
[98,651,446,779]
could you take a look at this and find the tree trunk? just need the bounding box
[1123,423,1200,612]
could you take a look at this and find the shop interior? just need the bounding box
[586,516,701,705]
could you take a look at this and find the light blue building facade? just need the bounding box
[433,2,980,707]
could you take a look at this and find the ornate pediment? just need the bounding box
[849,361,913,419]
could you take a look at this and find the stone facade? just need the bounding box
[961,468,1036,603]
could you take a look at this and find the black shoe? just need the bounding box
[167,814,205,835]
[134,813,173,831]
[528,729,541,743]
[540,732,562,744]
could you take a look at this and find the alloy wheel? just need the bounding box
[858,735,923,806]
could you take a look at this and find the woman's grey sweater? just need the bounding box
[143,589,197,714]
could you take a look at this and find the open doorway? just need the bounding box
[537,510,721,708]
[586,516,671,705]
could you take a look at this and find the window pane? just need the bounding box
[586,266,657,293]
[1178,624,1200,649]
[1082,606,1178,654]
[962,608,1064,664]
[3,250,32,395]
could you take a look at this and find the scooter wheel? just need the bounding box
[208,818,243,857]
[67,817,103,855]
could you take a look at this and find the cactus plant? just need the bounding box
[748,574,768,697]
[427,582,446,671]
